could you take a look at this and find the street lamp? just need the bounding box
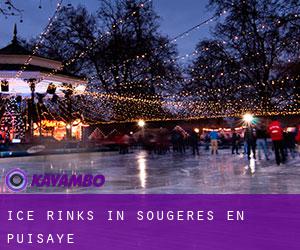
[138,120,145,128]
[194,128,200,133]
[243,113,254,124]
[138,120,145,139]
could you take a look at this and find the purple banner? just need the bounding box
[0,195,299,250]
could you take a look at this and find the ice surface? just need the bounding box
[0,150,299,194]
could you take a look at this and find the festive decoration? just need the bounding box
[15,0,64,78]
[0,98,25,141]
[0,0,298,133]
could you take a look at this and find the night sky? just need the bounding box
[0,0,214,56]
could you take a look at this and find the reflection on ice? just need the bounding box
[0,150,299,194]
[249,158,256,174]
[137,151,147,188]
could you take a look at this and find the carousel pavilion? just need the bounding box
[0,25,87,142]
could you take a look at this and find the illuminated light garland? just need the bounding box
[43,100,68,123]
[5,2,298,125]
[90,11,227,79]
[44,93,295,125]
[51,89,299,124]
[74,110,300,125]
[34,8,226,88]
[86,43,300,95]
[74,75,298,104]
[15,0,64,78]
[81,91,297,108]
[41,5,300,106]
[88,72,299,96]
[9,74,299,124]
[41,0,153,82]
[87,10,300,84]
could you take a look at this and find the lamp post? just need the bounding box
[243,113,254,125]
[27,78,37,141]
[138,119,145,138]
[63,83,74,140]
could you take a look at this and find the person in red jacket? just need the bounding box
[0,130,7,143]
[268,119,286,165]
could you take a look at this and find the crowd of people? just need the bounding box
[117,118,300,166]
[1,116,299,167]
[237,119,299,165]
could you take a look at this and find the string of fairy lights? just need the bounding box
[1,1,299,125]
[53,85,298,124]
[86,64,299,93]
[11,0,153,85]
[86,9,300,86]
[15,0,64,78]
[40,0,154,83]
[90,11,225,79]
[61,71,298,123]
[35,70,296,124]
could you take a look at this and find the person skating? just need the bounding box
[190,130,200,156]
[268,119,286,165]
[204,133,210,151]
[284,128,296,159]
[209,129,219,155]
[256,125,269,160]
[231,129,240,154]
[244,124,257,160]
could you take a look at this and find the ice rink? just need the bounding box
[0,150,299,194]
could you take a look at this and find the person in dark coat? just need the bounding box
[256,125,269,160]
[231,129,240,154]
[190,130,200,156]
[284,129,296,159]
[244,124,257,160]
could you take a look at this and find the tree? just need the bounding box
[186,40,242,117]
[0,97,25,141]
[0,0,22,18]
[36,0,182,121]
[93,0,181,95]
[33,5,96,74]
[187,0,300,116]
